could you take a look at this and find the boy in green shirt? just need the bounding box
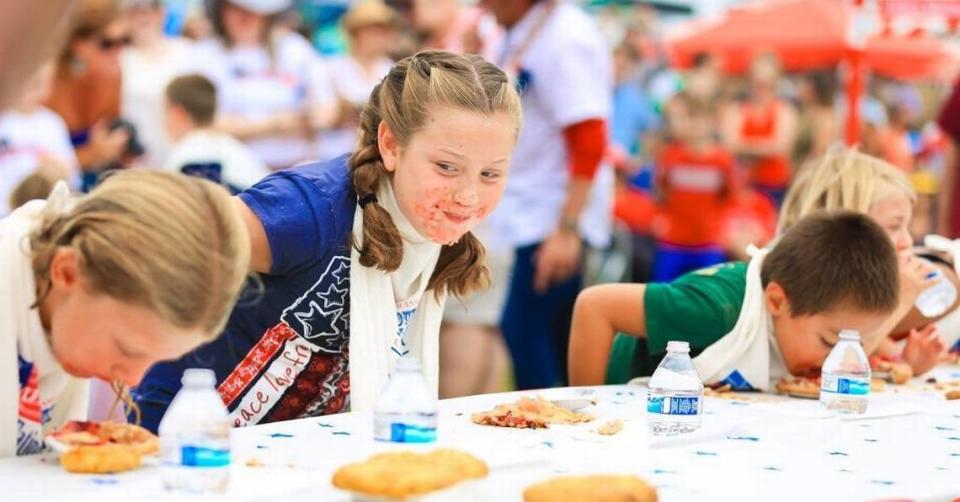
[568,212,900,389]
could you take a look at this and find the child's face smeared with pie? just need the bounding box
[41,251,207,386]
[765,283,888,377]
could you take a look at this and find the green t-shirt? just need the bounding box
[606,262,749,384]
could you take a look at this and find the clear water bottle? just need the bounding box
[373,356,438,443]
[647,341,704,436]
[916,263,958,318]
[159,369,231,494]
[819,330,871,414]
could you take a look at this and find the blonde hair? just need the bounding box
[778,148,917,235]
[350,50,522,299]
[30,170,251,338]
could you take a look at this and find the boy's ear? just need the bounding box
[764,281,790,317]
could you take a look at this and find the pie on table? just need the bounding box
[871,358,913,384]
[471,396,594,429]
[332,449,488,499]
[48,421,158,474]
[775,376,822,399]
[523,475,658,502]
[60,444,142,474]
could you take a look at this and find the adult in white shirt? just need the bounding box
[0,64,79,216]
[120,0,194,167]
[317,0,395,162]
[192,0,337,170]
[482,0,613,390]
[163,74,269,191]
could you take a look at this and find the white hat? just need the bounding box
[223,0,292,15]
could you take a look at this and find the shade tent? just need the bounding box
[666,0,851,74]
[665,0,959,83]
[864,29,960,83]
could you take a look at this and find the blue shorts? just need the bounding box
[652,242,727,282]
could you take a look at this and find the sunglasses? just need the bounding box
[98,35,132,51]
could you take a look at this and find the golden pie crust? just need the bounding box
[873,360,913,384]
[60,444,142,474]
[50,421,158,474]
[332,449,488,499]
[523,475,658,502]
[775,377,821,399]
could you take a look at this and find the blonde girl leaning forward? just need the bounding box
[2,170,250,456]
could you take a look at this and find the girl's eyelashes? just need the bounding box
[435,162,457,174]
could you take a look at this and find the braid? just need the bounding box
[427,232,490,300]
[349,83,403,271]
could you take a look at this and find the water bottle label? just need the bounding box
[389,423,437,443]
[181,446,230,467]
[821,376,869,396]
[647,395,700,416]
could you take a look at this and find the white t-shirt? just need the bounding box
[163,129,270,190]
[190,33,336,169]
[121,37,194,167]
[485,2,614,249]
[0,108,79,216]
[317,55,392,161]
[0,190,89,457]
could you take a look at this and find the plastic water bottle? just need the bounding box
[373,356,438,443]
[916,263,958,318]
[819,330,871,414]
[647,341,704,436]
[159,369,231,494]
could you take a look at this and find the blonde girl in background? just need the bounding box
[778,148,958,375]
[1,170,250,457]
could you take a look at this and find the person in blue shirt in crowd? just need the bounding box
[134,50,523,431]
[609,40,660,192]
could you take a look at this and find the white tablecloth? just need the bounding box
[4,366,960,501]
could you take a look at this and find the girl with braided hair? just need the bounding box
[135,50,522,431]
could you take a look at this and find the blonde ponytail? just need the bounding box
[31,170,251,338]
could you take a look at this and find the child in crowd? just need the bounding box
[163,74,270,192]
[651,94,734,281]
[779,149,957,375]
[722,53,796,208]
[1,170,250,456]
[135,51,522,432]
[569,211,899,388]
[0,63,78,216]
